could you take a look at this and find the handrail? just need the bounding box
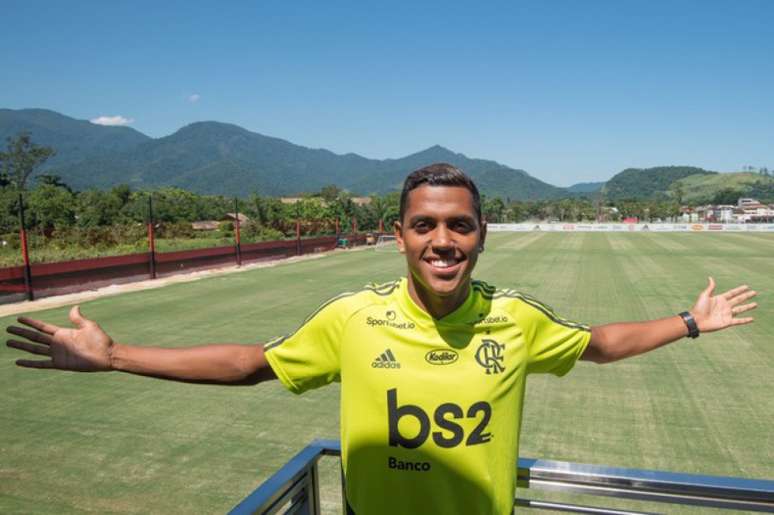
[231,440,774,514]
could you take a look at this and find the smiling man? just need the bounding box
[7,163,758,515]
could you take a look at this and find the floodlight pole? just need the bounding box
[147,195,157,279]
[18,193,33,301]
[234,197,242,266]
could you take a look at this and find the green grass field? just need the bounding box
[1,232,772,514]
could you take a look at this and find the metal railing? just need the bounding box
[230,440,774,515]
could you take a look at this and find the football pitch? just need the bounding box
[1,232,772,514]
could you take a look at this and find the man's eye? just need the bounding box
[454,222,473,232]
[414,222,430,232]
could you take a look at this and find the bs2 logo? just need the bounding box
[387,389,492,449]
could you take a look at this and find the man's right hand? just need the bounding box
[6,305,114,372]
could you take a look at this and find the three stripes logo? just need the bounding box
[372,349,401,369]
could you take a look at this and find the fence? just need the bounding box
[230,440,774,515]
[488,223,774,232]
[0,232,367,304]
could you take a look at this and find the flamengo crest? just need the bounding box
[475,339,505,374]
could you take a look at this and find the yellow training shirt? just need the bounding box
[264,278,591,515]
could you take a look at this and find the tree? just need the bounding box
[483,196,507,223]
[319,185,342,202]
[28,184,76,230]
[0,132,55,191]
[37,174,73,193]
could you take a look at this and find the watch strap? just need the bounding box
[679,311,700,339]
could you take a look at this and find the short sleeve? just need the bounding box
[264,293,353,394]
[518,297,591,376]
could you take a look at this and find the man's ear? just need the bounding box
[479,220,487,252]
[394,220,405,253]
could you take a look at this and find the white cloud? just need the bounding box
[188,93,201,103]
[90,115,134,126]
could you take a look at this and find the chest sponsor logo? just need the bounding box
[475,339,505,375]
[478,315,508,325]
[387,388,493,449]
[425,349,458,365]
[366,310,416,330]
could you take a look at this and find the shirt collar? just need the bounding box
[395,277,484,326]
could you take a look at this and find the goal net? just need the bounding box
[374,234,399,252]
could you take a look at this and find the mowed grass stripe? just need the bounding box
[1,233,772,514]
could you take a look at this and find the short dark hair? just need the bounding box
[399,163,482,222]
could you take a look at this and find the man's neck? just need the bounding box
[407,275,471,319]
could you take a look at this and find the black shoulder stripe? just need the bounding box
[472,280,496,293]
[492,290,590,331]
[472,285,495,299]
[365,280,400,296]
[265,281,401,351]
[264,335,287,351]
[264,290,359,351]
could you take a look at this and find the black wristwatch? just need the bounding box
[679,311,700,339]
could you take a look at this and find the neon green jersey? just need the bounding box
[265,278,591,515]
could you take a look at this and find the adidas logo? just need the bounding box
[372,349,401,369]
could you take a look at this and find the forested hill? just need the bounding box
[602,166,717,199]
[4,108,767,202]
[0,109,565,200]
[0,109,151,169]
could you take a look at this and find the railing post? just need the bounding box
[296,219,302,255]
[147,195,156,279]
[234,197,242,266]
[18,193,33,301]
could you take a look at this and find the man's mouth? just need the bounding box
[424,257,464,274]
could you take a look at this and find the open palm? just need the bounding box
[6,306,113,371]
[691,277,757,333]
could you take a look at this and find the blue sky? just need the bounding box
[2,0,772,186]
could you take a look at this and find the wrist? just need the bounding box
[108,342,125,371]
[679,311,700,339]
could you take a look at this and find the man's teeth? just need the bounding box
[430,259,457,268]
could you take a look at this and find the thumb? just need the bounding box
[69,305,88,329]
[702,276,716,297]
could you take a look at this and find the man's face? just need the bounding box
[395,185,486,299]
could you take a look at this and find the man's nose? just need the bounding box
[432,225,454,250]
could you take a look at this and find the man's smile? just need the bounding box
[423,256,465,275]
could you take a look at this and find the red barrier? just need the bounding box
[0,234,351,304]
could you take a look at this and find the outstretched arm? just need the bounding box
[582,278,757,364]
[6,306,276,385]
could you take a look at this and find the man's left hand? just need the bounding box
[691,277,757,333]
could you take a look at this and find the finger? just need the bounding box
[728,290,757,305]
[730,317,754,326]
[7,339,51,356]
[732,302,757,315]
[17,316,60,335]
[69,306,88,329]
[6,326,52,345]
[703,277,716,297]
[16,359,55,369]
[722,285,750,300]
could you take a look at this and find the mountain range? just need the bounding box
[2,108,771,202]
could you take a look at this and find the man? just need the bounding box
[7,163,757,514]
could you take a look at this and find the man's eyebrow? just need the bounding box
[408,215,433,224]
[449,215,477,222]
[407,214,477,225]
